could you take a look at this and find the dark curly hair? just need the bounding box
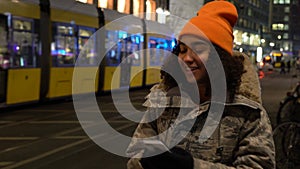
[212,45,245,101]
[160,42,245,102]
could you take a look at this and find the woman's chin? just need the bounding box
[185,76,197,84]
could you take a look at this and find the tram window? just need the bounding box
[118,39,128,64]
[79,29,93,37]
[149,39,159,66]
[105,30,121,66]
[149,37,172,66]
[107,45,119,65]
[128,35,142,66]
[13,19,31,31]
[77,27,96,66]
[52,24,77,66]
[57,25,73,35]
[274,56,282,62]
[272,52,282,62]
[0,15,8,69]
[130,43,141,66]
[11,17,37,68]
[54,35,76,65]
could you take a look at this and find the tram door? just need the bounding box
[118,32,132,88]
[0,14,8,102]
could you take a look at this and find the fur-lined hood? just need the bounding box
[231,51,262,108]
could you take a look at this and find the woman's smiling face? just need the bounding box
[178,35,211,85]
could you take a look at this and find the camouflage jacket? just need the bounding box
[127,52,275,169]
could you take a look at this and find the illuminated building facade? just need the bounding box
[271,0,300,57]
[76,0,170,22]
[202,0,271,62]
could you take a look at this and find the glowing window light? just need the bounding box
[156,7,163,14]
[146,0,152,20]
[78,0,93,3]
[99,0,108,8]
[164,10,170,15]
[76,0,87,3]
[20,57,24,66]
[242,32,249,44]
[118,0,126,13]
[133,0,140,16]
[256,47,262,62]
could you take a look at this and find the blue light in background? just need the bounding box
[58,49,66,55]
[163,42,168,49]
[171,40,176,49]
[118,31,127,39]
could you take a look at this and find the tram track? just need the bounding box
[0,118,137,169]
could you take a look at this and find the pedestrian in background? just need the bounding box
[127,1,275,169]
[287,60,291,73]
[280,59,286,74]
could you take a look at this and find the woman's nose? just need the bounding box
[182,49,195,62]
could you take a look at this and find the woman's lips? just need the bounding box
[186,66,199,72]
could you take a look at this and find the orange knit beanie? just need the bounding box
[179,0,238,55]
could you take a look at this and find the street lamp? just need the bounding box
[277,35,282,51]
[156,7,163,14]
[156,7,170,23]
[269,42,275,53]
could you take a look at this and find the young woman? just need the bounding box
[127,1,275,169]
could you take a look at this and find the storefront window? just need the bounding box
[233,30,243,45]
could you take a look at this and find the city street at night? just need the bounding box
[0,67,299,169]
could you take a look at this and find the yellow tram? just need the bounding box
[0,0,175,107]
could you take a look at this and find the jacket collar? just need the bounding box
[231,51,262,109]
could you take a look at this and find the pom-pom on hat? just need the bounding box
[179,0,238,55]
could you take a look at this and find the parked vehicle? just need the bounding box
[257,54,274,71]
[273,80,300,169]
